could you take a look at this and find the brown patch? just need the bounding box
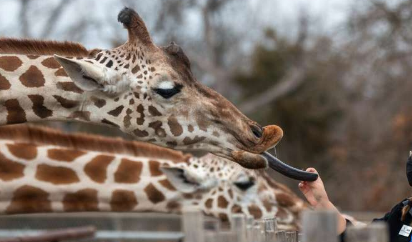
[111,189,138,211]
[276,207,288,219]
[41,57,61,69]
[166,201,181,210]
[188,125,194,132]
[149,121,166,137]
[217,196,229,208]
[0,38,89,57]
[218,213,228,221]
[28,95,53,119]
[124,109,132,128]
[56,82,83,94]
[159,179,176,191]
[53,95,79,109]
[92,97,106,108]
[63,189,99,212]
[136,104,145,125]
[0,150,25,181]
[212,131,220,137]
[228,189,233,199]
[263,200,272,212]
[148,106,162,116]
[276,193,296,207]
[7,143,37,160]
[19,66,45,87]
[47,148,85,162]
[5,99,26,124]
[248,205,263,219]
[0,125,191,164]
[231,204,242,213]
[70,111,91,121]
[27,55,38,59]
[168,116,183,136]
[182,136,206,145]
[205,198,213,209]
[54,68,68,77]
[149,160,162,176]
[0,56,22,71]
[114,158,143,183]
[144,183,165,204]
[84,155,114,183]
[108,105,124,117]
[0,73,11,90]
[196,116,209,132]
[6,185,51,214]
[36,164,80,184]
[133,129,149,137]
[131,65,140,74]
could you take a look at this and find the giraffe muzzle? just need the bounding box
[261,152,318,181]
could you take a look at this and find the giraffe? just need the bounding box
[0,7,317,181]
[0,125,307,230]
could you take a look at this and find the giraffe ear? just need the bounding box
[54,55,130,95]
[160,166,200,193]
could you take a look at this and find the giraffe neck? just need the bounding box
[0,54,91,125]
[0,139,188,214]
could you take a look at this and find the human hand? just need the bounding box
[298,168,332,209]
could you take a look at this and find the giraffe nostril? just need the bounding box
[250,125,263,139]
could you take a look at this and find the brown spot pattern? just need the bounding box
[0,56,22,71]
[108,105,124,117]
[159,179,176,191]
[133,129,149,137]
[41,57,61,69]
[53,95,79,109]
[36,164,80,184]
[182,136,206,145]
[114,158,143,183]
[148,106,161,116]
[231,204,242,213]
[0,151,25,181]
[219,213,229,221]
[276,193,296,207]
[149,121,166,137]
[6,185,51,214]
[0,73,11,90]
[148,160,162,176]
[205,198,213,209]
[63,189,99,212]
[54,68,68,77]
[188,125,194,132]
[47,148,85,162]
[123,109,132,128]
[136,104,145,125]
[168,117,183,136]
[217,196,229,208]
[92,97,106,108]
[111,189,138,211]
[56,82,83,94]
[5,99,26,124]
[166,201,180,210]
[248,205,263,219]
[144,183,165,204]
[19,66,45,87]
[28,95,53,119]
[84,155,114,183]
[7,143,37,160]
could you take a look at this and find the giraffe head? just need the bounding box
[162,154,307,230]
[51,8,315,180]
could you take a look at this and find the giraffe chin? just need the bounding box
[231,150,268,169]
[261,152,319,182]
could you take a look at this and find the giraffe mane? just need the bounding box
[0,125,190,163]
[0,38,90,57]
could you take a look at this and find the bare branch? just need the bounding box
[18,0,30,37]
[238,63,307,115]
[40,0,72,38]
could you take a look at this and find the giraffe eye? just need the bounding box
[234,180,255,191]
[153,84,183,99]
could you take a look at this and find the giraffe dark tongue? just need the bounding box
[261,152,318,181]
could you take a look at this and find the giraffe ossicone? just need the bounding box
[0,7,316,181]
[0,125,306,230]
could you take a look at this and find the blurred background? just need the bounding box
[1,0,412,212]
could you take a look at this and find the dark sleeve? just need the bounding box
[338,219,352,242]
